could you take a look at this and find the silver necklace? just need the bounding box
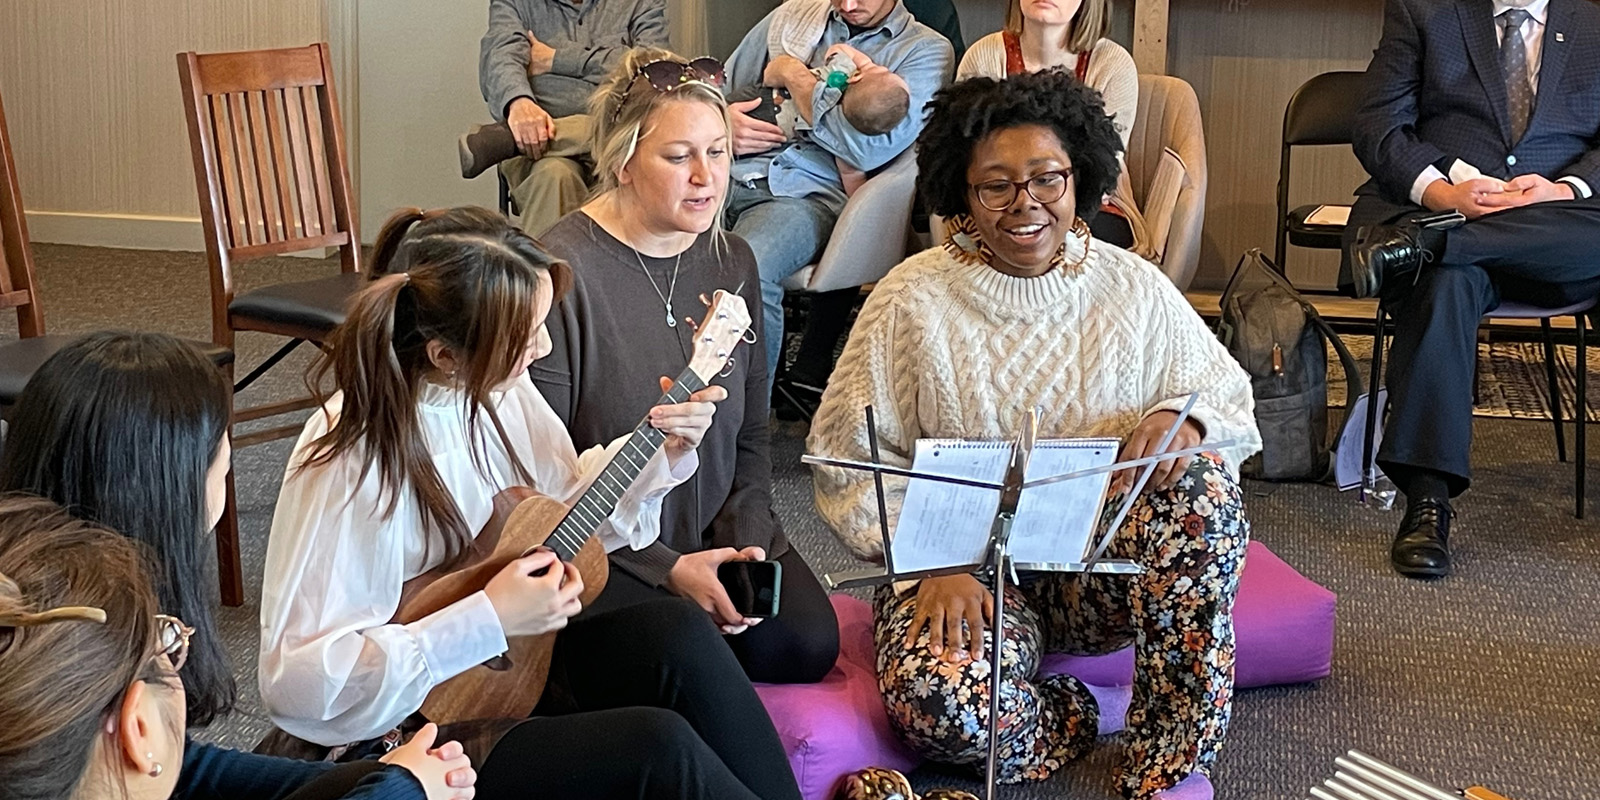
[632,247,682,328]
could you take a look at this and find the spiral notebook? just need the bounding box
[889,437,1120,573]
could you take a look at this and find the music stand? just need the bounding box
[803,394,1233,800]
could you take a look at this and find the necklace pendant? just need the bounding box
[666,306,676,328]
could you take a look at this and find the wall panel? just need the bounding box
[0,0,325,231]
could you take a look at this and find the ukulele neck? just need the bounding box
[542,367,706,561]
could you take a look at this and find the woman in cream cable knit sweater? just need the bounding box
[809,72,1259,800]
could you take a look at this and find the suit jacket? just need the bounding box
[1353,0,1600,207]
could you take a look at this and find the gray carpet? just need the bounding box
[15,244,1600,800]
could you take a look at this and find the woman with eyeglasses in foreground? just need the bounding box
[808,71,1261,800]
[258,205,801,800]
[0,493,472,800]
[532,47,839,685]
[0,331,239,731]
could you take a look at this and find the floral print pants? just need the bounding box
[873,455,1249,798]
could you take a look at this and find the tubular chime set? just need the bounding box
[1310,751,1514,800]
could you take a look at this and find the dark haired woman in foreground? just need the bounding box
[260,206,801,800]
[809,71,1261,800]
[0,331,237,729]
[0,493,472,800]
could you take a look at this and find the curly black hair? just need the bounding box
[915,69,1123,222]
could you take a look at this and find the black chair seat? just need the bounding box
[0,334,232,404]
[1286,203,1347,250]
[229,272,365,336]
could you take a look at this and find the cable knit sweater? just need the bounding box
[807,239,1260,562]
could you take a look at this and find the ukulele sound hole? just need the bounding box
[484,655,513,671]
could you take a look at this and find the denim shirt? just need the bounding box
[723,0,953,210]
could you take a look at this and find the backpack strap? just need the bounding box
[1304,304,1368,435]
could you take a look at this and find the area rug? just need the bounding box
[1326,336,1600,422]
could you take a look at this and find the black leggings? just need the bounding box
[589,547,840,684]
[476,597,802,800]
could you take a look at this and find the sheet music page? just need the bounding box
[888,438,1119,573]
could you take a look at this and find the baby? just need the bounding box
[759,45,910,194]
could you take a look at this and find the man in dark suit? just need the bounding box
[1347,0,1600,579]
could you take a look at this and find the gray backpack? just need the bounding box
[1215,249,1365,481]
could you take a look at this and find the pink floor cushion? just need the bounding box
[753,541,1336,800]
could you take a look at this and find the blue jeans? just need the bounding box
[724,179,839,385]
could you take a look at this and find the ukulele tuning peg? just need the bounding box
[720,356,737,378]
[684,316,700,332]
[741,329,758,345]
[699,293,712,307]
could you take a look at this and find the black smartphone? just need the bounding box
[717,560,782,619]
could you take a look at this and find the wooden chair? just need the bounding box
[177,43,364,605]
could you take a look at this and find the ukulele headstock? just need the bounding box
[686,289,753,384]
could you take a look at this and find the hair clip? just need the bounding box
[0,605,108,628]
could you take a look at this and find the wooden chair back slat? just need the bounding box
[262,90,299,240]
[226,92,265,247]
[281,87,321,237]
[206,95,246,250]
[0,87,44,337]
[244,91,284,242]
[301,87,338,237]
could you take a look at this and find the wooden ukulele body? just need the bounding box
[394,486,609,724]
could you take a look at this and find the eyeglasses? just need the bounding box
[153,614,194,671]
[612,58,726,122]
[970,169,1074,212]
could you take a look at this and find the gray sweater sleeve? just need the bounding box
[480,0,535,121]
[548,0,669,82]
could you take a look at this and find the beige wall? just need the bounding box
[0,0,326,247]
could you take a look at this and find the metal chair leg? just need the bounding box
[1540,318,1568,462]
[1577,313,1587,519]
[1362,304,1388,500]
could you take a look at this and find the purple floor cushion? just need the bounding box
[753,541,1335,800]
[753,595,918,800]
[1040,540,1338,688]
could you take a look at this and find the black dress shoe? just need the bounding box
[1391,497,1454,579]
[1348,211,1464,299]
[1349,223,1427,299]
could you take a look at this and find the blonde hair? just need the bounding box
[1006,0,1110,55]
[587,47,734,211]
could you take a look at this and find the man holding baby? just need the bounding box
[721,0,953,386]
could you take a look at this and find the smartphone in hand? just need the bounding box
[717,560,782,618]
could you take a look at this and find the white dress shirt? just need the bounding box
[258,374,695,745]
[1408,0,1592,203]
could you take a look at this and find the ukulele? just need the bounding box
[394,289,753,725]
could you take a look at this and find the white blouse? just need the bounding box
[258,374,695,746]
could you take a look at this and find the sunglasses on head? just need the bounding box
[613,57,725,121]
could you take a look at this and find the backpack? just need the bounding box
[1215,249,1367,481]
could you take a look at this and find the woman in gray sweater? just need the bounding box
[532,48,839,684]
